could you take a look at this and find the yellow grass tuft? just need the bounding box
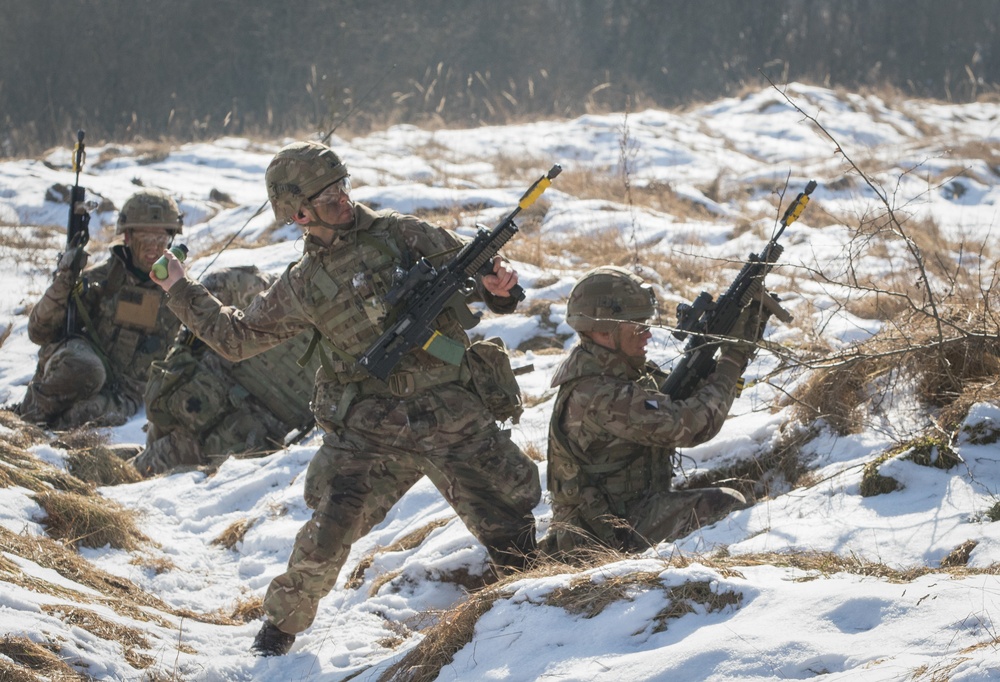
[33,489,149,551]
[0,635,86,681]
[211,517,257,551]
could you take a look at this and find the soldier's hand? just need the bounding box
[724,303,766,363]
[482,256,519,298]
[57,246,88,273]
[152,248,187,292]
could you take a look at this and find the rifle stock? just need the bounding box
[357,164,562,381]
[660,180,817,400]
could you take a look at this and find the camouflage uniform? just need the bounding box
[20,244,181,429]
[165,154,540,637]
[132,266,318,476]
[543,266,748,557]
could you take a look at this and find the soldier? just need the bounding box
[131,266,318,476]
[18,189,183,429]
[152,140,541,657]
[542,266,754,558]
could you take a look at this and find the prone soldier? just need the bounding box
[131,266,319,476]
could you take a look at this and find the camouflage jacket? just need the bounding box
[546,337,743,547]
[165,203,516,426]
[28,245,180,397]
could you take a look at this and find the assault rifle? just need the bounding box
[64,130,91,336]
[660,180,817,400]
[358,164,562,382]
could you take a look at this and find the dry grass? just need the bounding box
[793,303,1000,435]
[129,553,177,576]
[66,446,143,487]
[211,517,257,550]
[0,440,92,495]
[228,595,265,623]
[0,635,87,681]
[940,540,979,568]
[0,525,241,629]
[34,489,149,551]
[377,582,506,682]
[792,358,872,435]
[860,434,962,498]
[680,423,819,503]
[346,518,452,590]
[40,604,155,670]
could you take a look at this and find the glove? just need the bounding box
[57,246,88,273]
[723,303,767,364]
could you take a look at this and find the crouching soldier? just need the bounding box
[131,266,319,476]
[542,266,754,558]
[151,140,541,656]
[18,189,183,428]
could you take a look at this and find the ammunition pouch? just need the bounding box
[463,337,523,424]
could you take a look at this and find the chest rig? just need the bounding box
[297,215,408,381]
[89,258,178,385]
[548,352,674,518]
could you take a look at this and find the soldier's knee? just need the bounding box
[45,340,106,398]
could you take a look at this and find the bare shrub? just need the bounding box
[792,359,872,435]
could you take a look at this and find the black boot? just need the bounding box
[251,621,296,657]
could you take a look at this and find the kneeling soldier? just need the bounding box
[132,265,319,475]
[543,266,754,558]
[19,189,183,428]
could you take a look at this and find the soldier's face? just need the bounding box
[615,322,652,359]
[310,181,354,226]
[125,230,171,273]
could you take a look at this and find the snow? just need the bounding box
[0,82,998,680]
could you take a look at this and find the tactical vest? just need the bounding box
[88,255,179,388]
[547,350,674,520]
[229,329,318,428]
[296,211,469,385]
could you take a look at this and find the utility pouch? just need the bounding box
[463,336,524,424]
[114,286,161,332]
[145,352,230,433]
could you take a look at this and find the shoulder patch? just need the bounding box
[644,399,660,410]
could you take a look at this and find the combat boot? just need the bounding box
[251,621,296,656]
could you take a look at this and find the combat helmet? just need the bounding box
[116,188,183,235]
[265,141,349,223]
[566,266,656,333]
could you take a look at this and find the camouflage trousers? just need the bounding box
[263,384,541,635]
[131,402,290,477]
[18,337,139,429]
[545,486,746,556]
[628,486,746,548]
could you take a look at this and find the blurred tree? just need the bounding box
[0,0,996,157]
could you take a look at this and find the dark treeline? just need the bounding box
[1,0,997,157]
